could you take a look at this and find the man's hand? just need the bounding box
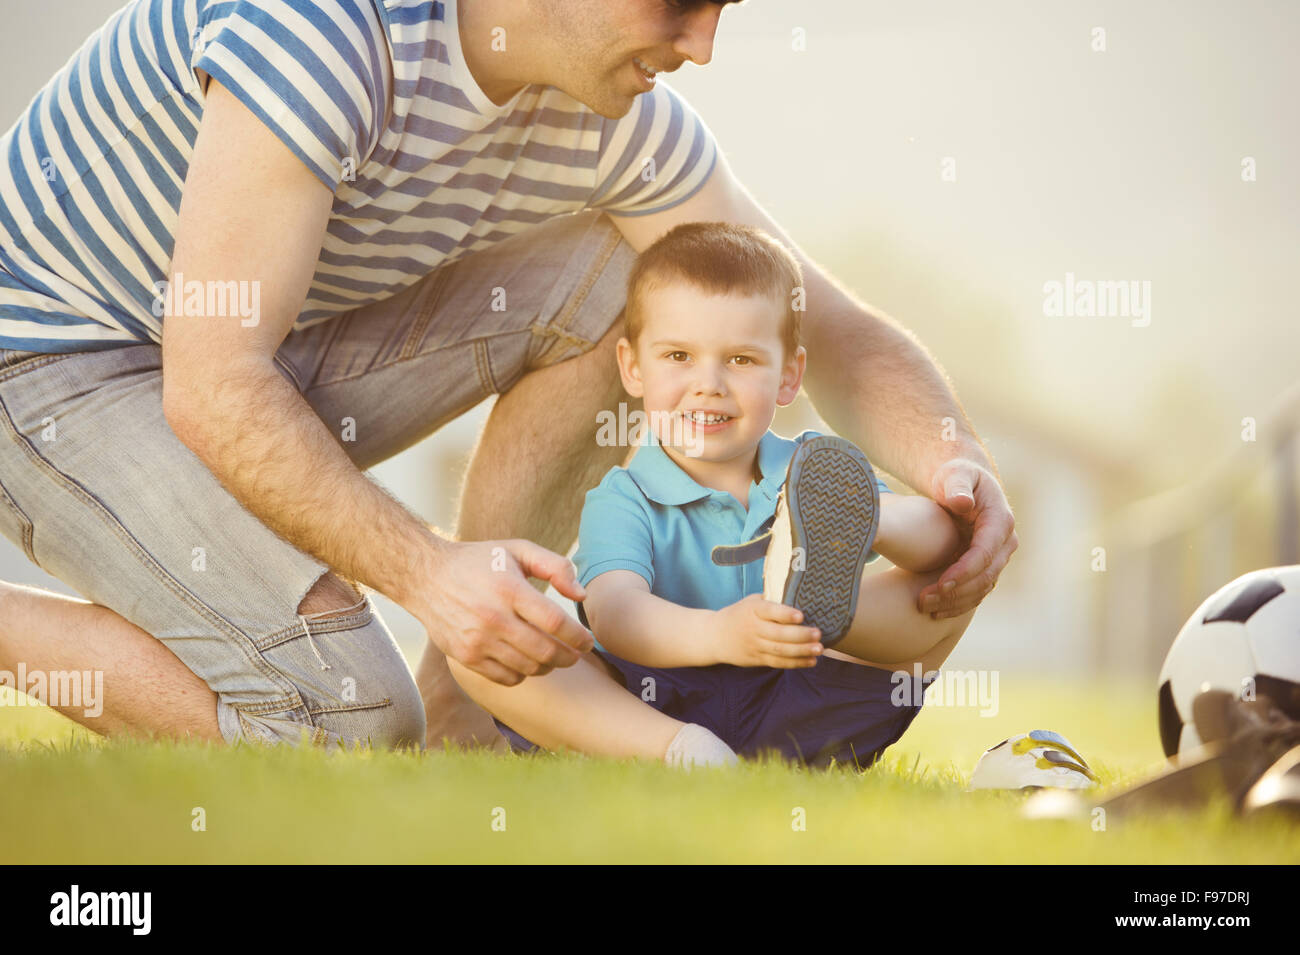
[712,594,823,669]
[415,538,595,686]
[917,459,1018,619]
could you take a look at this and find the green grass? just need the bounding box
[2,675,1297,863]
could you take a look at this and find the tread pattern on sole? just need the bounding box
[782,437,880,646]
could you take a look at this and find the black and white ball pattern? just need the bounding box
[1157,565,1300,760]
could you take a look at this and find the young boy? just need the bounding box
[448,222,977,768]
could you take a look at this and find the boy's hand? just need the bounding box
[712,594,823,668]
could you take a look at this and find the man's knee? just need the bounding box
[225,673,426,750]
[230,700,425,750]
[224,578,427,749]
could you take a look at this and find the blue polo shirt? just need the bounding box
[573,429,892,647]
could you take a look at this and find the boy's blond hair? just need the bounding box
[623,221,803,360]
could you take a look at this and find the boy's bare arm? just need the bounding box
[583,570,822,669]
[582,571,720,667]
[871,495,963,573]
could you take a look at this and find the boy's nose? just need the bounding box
[691,366,727,394]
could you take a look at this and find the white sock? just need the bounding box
[663,723,738,769]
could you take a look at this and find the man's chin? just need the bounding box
[564,83,639,120]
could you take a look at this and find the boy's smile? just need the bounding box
[617,282,805,506]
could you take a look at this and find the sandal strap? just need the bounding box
[710,514,777,566]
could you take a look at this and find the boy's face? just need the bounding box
[616,282,806,465]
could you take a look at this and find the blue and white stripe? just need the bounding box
[0,0,719,353]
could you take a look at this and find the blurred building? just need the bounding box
[1095,383,1300,677]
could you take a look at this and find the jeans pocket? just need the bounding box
[0,347,64,379]
[525,321,598,372]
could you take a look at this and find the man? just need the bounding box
[0,0,1016,749]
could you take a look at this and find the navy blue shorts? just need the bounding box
[494,648,936,769]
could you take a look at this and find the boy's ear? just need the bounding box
[616,336,644,397]
[776,345,806,407]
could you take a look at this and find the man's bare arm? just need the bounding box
[162,76,591,684]
[604,153,1018,618]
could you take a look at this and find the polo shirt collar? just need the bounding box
[626,430,796,507]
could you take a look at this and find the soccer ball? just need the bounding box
[1157,565,1300,760]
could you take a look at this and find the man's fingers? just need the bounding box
[483,633,562,680]
[467,656,526,687]
[927,580,991,618]
[498,614,582,671]
[512,586,593,655]
[921,535,1014,615]
[922,561,998,615]
[930,502,1013,591]
[942,539,996,590]
[915,462,1018,616]
[915,542,993,615]
[919,514,1013,611]
[459,593,582,677]
[943,470,977,514]
[507,538,587,602]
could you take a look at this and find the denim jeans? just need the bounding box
[0,210,636,747]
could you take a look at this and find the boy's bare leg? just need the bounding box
[447,651,684,759]
[828,566,976,674]
[417,315,639,750]
[0,580,222,741]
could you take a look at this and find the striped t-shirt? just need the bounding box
[0,0,719,353]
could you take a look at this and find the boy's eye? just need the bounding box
[663,351,753,363]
